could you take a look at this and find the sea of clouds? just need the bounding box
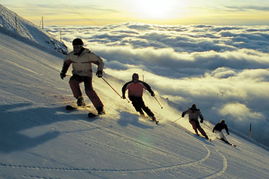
[47,23,269,147]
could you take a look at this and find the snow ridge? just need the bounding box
[0,4,67,55]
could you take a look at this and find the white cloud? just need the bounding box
[48,23,269,147]
[219,103,264,120]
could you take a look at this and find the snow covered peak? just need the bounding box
[0,4,67,54]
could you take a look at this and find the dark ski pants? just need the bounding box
[129,96,154,118]
[69,75,103,110]
[215,131,231,145]
[189,120,208,138]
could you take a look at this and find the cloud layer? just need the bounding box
[48,23,269,147]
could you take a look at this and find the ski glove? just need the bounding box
[151,92,155,97]
[60,72,66,79]
[96,70,103,78]
[200,119,203,123]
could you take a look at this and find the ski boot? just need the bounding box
[97,106,105,115]
[139,111,145,117]
[77,96,85,106]
[151,116,159,125]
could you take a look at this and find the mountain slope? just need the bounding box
[0,4,67,55]
[1,28,269,179]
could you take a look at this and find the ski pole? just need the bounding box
[202,121,212,129]
[172,117,182,123]
[154,96,163,109]
[102,77,130,103]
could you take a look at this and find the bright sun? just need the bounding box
[131,0,177,19]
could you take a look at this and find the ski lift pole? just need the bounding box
[154,96,163,109]
[101,77,130,103]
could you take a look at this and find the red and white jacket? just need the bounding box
[122,80,154,98]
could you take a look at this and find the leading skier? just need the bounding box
[60,38,105,115]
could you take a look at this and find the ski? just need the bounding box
[65,104,91,110]
[153,119,159,125]
[140,115,159,125]
[232,144,237,147]
[88,112,98,118]
[217,138,237,147]
[183,130,212,141]
[65,105,99,119]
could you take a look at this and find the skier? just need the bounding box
[182,104,209,139]
[60,38,105,115]
[213,120,232,145]
[122,73,157,122]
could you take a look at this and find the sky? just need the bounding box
[1,0,269,25]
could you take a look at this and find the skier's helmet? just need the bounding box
[72,38,83,46]
[191,104,197,110]
[132,73,139,79]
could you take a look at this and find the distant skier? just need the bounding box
[122,73,157,122]
[182,104,209,139]
[60,38,105,115]
[213,120,232,145]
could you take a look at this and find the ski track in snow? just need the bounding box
[203,148,228,179]
[0,77,230,178]
[0,117,228,178]
[0,79,228,178]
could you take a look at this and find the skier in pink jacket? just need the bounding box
[60,38,105,115]
[122,73,157,122]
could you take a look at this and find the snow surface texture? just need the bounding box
[0,4,67,55]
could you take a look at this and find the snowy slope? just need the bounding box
[0,4,67,55]
[1,29,269,179]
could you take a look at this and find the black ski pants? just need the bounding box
[129,96,154,117]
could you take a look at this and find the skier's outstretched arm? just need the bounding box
[182,110,188,117]
[199,111,204,123]
[225,125,230,135]
[122,82,131,99]
[212,125,216,133]
[141,81,154,96]
[88,52,104,77]
[60,60,71,79]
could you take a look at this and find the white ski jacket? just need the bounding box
[182,109,204,122]
[64,48,104,77]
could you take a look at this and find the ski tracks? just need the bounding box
[202,148,228,179]
[179,127,229,179]
[0,110,228,178]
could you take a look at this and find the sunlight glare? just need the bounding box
[132,0,178,19]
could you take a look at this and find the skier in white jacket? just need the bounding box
[182,104,209,139]
[60,38,105,115]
